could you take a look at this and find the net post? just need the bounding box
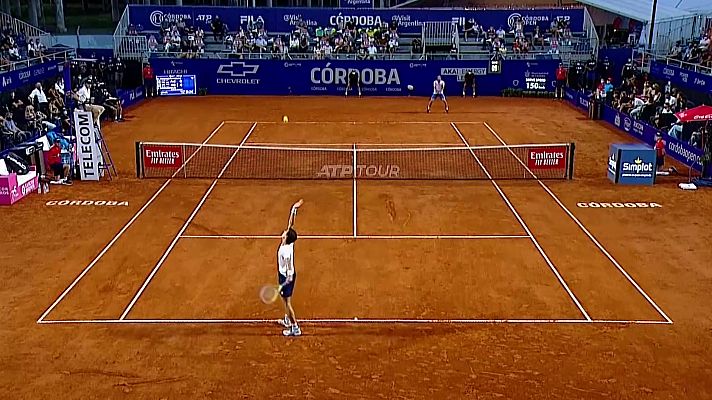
[567,142,576,179]
[352,143,357,238]
[182,144,187,178]
[135,141,142,178]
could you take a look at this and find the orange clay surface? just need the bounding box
[1,96,711,399]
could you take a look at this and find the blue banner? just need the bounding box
[339,0,372,9]
[150,58,558,97]
[649,61,712,94]
[118,86,146,109]
[0,60,63,92]
[129,5,584,35]
[610,143,656,185]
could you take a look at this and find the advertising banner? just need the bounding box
[649,61,712,94]
[339,0,372,9]
[601,105,705,172]
[611,144,656,185]
[150,58,559,97]
[0,60,63,93]
[73,110,102,181]
[128,5,584,35]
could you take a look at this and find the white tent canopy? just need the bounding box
[577,0,712,23]
[577,0,711,49]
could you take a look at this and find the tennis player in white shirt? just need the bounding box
[278,199,303,337]
[427,75,449,113]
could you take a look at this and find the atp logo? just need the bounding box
[217,62,259,77]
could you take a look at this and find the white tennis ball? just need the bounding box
[353,317,358,321]
[282,115,289,123]
[407,84,414,91]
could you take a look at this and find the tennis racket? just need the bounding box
[259,284,281,304]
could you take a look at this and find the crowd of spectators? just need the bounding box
[1,25,47,71]
[460,16,573,56]
[145,19,206,58]
[666,26,712,71]
[144,15,403,60]
[1,58,125,184]
[601,70,708,148]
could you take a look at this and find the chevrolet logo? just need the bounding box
[217,62,259,77]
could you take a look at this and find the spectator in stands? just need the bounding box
[24,104,55,132]
[387,31,399,57]
[463,19,476,42]
[29,83,49,115]
[1,112,30,145]
[211,16,226,43]
[496,26,505,41]
[367,42,377,60]
[47,138,72,185]
[148,34,158,52]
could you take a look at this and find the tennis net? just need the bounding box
[135,142,575,180]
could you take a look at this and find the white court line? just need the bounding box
[37,318,671,325]
[248,142,460,146]
[451,122,592,321]
[119,122,257,320]
[224,120,484,125]
[36,121,227,324]
[482,121,673,324]
[179,234,531,240]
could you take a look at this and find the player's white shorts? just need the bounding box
[431,92,446,100]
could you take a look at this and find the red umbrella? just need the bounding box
[674,105,712,123]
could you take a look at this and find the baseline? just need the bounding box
[179,234,530,239]
[37,318,670,325]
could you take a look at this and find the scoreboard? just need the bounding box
[156,75,197,96]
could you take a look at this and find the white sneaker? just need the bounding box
[278,315,291,328]
[282,325,302,337]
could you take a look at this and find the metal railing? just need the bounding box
[0,49,75,74]
[582,7,599,60]
[421,21,458,59]
[115,35,148,60]
[113,5,130,38]
[150,50,419,60]
[0,11,53,49]
[638,50,712,76]
[653,14,708,57]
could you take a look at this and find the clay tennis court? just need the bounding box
[2,97,711,398]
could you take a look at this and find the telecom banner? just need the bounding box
[128,5,584,35]
[150,58,559,97]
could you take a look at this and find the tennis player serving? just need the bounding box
[427,75,449,113]
[277,199,303,337]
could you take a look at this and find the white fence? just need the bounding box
[653,14,708,56]
[0,11,53,48]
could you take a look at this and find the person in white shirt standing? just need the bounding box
[277,199,304,337]
[29,83,49,115]
[427,75,449,113]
